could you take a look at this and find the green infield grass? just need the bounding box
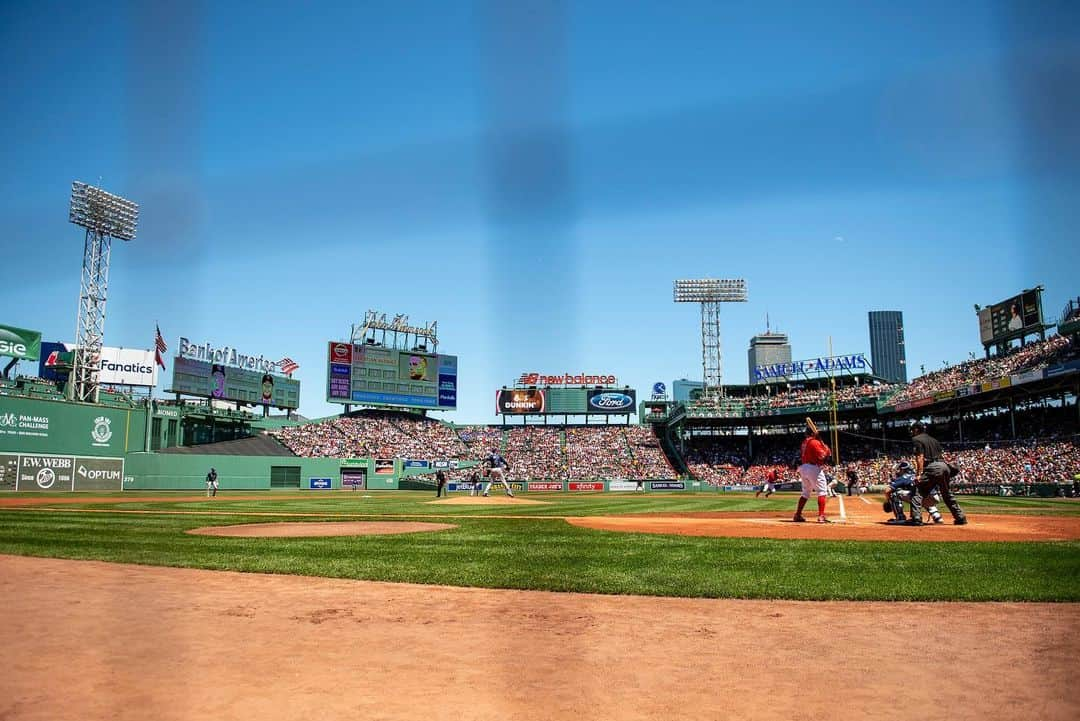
[0,491,1077,602]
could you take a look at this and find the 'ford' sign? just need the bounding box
[587,389,636,414]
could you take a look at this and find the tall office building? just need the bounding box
[747,330,792,384]
[868,310,907,383]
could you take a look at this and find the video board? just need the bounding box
[326,342,457,410]
[496,388,636,415]
[978,289,1043,345]
[170,357,300,409]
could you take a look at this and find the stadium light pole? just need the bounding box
[673,278,748,399]
[68,181,139,403]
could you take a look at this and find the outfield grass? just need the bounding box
[0,491,1077,602]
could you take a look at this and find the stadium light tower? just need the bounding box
[674,278,748,398]
[68,181,139,403]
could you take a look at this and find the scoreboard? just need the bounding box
[170,357,300,409]
[978,289,1044,345]
[326,342,458,410]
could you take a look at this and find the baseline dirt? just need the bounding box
[0,554,1076,721]
[570,503,1080,542]
[187,521,458,537]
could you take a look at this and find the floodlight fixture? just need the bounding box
[69,181,139,241]
[68,181,140,403]
[673,278,747,303]
[673,278,748,399]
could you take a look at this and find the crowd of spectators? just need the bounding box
[889,335,1074,405]
[683,425,1080,489]
[274,414,676,481]
[273,410,471,460]
[686,381,902,416]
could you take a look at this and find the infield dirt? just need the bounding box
[1,554,1076,721]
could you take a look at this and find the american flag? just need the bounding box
[154,325,167,370]
[278,357,299,375]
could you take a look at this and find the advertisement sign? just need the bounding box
[328,342,352,365]
[753,354,869,383]
[97,347,158,386]
[1045,360,1080,378]
[307,477,332,490]
[586,390,636,414]
[73,457,124,490]
[980,377,1012,392]
[608,480,641,492]
[497,388,546,415]
[438,373,457,408]
[569,482,604,491]
[374,459,395,475]
[38,342,71,381]
[17,454,74,491]
[404,460,431,469]
[528,481,564,491]
[178,337,286,374]
[978,290,1043,344]
[341,470,366,489]
[329,363,351,399]
[650,481,685,491]
[170,356,300,409]
[0,324,41,361]
[351,390,437,407]
[1011,369,1045,385]
[517,371,617,386]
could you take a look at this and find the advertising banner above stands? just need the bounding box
[753,353,869,383]
[516,371,618,386]
[0,324,42,361]
[497,389,546,415]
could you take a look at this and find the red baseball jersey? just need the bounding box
[800,437,831,465]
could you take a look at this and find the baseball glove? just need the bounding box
[882,498,893,513]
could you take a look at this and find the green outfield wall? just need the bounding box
[123,454,397,491]
[0,395,146,457]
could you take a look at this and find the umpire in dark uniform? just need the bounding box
[907,422,967,526]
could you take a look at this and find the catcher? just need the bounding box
[883,461,943,525]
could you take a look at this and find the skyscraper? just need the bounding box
[748,330,792,385]
[868,310,907,383]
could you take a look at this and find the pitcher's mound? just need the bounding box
[188,521,457,538]
[430,496,548,505]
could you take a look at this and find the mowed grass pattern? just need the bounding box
[0,491,1078,601]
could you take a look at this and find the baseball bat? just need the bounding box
[805,416,819,435]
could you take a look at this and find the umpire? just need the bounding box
[906,422,967,526]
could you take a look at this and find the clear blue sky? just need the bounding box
[2,0,1077,423]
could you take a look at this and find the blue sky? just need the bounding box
[2,0,1077,422]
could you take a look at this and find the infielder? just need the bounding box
[884,461,943,525]
[482,448,514,498]
[795,426,832,523]
[756,467,778,498]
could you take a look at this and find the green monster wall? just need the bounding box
[0,395,146,457]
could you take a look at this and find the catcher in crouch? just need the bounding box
[884,461,943,525]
